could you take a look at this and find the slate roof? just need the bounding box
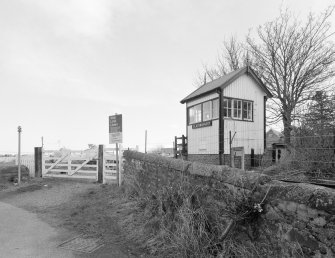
[180,66,272,104]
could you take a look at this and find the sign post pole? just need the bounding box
[116,143,119,186]
[109,114,122,186]
[145,130,147,153]
[17,126,22,185]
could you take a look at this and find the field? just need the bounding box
[0,157,15,164]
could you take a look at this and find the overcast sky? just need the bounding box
[1,0,334,153]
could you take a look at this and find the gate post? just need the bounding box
[98,145,104,183]
[34,147,42,177]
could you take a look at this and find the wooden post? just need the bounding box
[241,147,245,171]
[145,130,147,153]
[172,141,175,158]
[98,145,104,183]
[116,143,119,186]
[17,126,22,184]
[119,147,123,185]
[230,131,234,168]
[218,88,223,165]
[34,147,42,177]
[174,136,177,158]
[182,135,186,156]
[251,148,255,167]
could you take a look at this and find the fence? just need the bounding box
[42,146,122,184]
[16,155,35,177]
[145,130,335,183]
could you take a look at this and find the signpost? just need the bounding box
[109,114,122,186]
[17,126,22,185]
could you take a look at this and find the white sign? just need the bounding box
[109,132,122,144]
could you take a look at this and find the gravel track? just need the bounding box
[0,178,131,258]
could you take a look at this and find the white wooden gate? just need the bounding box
[16,155,35,177]
[103,147,122,184]
[42,146,122,183]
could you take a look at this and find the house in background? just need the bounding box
[158,147,174,157]
[266,128,284,149]
[180,66,272,168]
[266,128,288,163]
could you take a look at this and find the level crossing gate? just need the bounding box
[42,146,122,184]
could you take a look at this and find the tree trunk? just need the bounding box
[283,112,292,146]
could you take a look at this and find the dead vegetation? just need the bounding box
[118,168,302,258]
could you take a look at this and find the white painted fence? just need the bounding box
[104,147,123,185]
[16,155,35,177]
[42,146,122,184]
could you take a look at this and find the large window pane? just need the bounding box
[243,101,252,120]
[233,100,242,119]
[223,98,232,118]
[203,101,212,121]
[188,104,202,124]
[212,99,219,119]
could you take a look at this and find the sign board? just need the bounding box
[232,147,244,157]
[109,114,122,144]
[192,121,212,129]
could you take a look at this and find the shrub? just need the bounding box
[120,163,274,257]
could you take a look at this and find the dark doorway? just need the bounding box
[251,148,255,167]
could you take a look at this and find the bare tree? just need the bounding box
[195,37,247,86]
[247,7,335,144]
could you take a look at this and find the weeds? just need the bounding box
[119,163,277,257]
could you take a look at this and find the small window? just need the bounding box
[212,99,219,119]
[223,99,232,118]
[243,101,252,120]
[203,101,212,121]
[223,97,253,121]
[188,104,202,124]
[233,100,242,119]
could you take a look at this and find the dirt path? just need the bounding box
[0,201,74,258]
[0,178,132,258]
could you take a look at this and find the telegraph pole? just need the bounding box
[145,130,147,153]
[17,126,22,185]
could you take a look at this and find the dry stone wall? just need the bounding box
[123,150,335,257]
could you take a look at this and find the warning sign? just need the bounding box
[109,114,122,144]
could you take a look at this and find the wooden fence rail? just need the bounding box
[41,145,122,184]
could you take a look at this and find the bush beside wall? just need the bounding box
[123,150,335,257]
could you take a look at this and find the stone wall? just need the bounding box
[123,150,335,257]
[187,154,221,165]
[187,154,263,169]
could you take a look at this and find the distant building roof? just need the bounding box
[266,128,283,138]
[266,128,284,148]
[180,66,272,104]
[161,148,173,154]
